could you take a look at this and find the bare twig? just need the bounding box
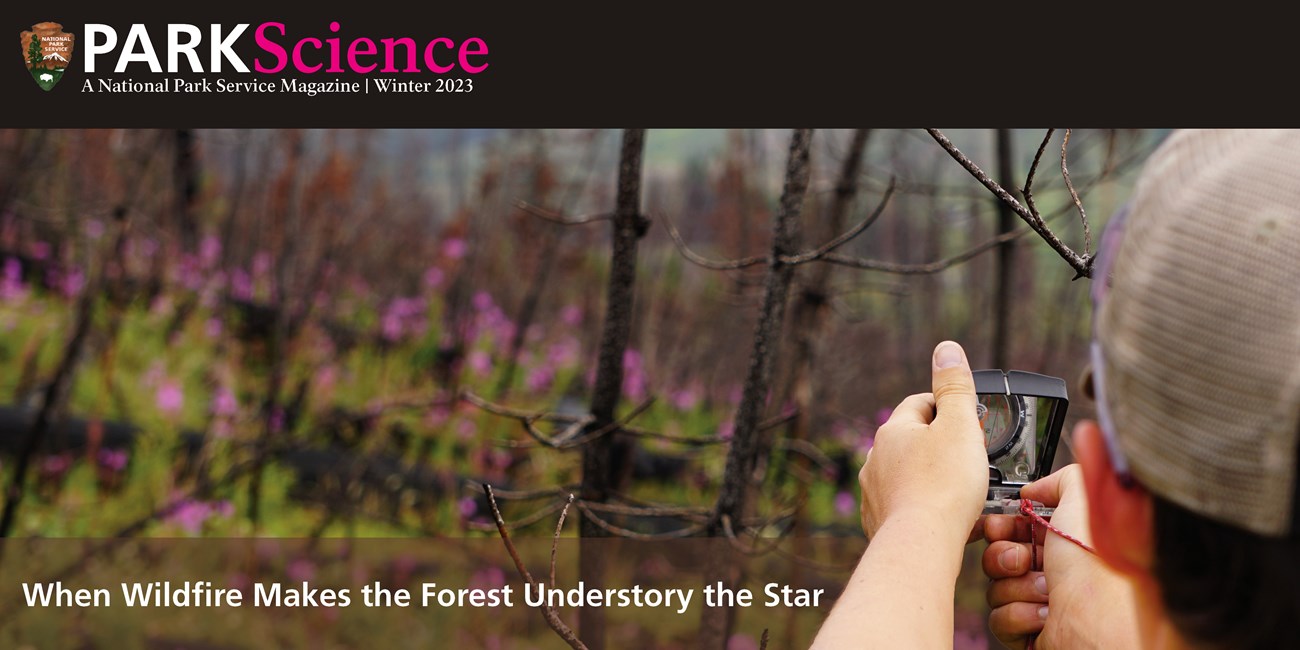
[551,397,655,448]
[519,417,592,449]
[464,390,657,450]
[820,226,1028,274]
[818,178,1095,276]
[662,213,769,271]
[773,439,837,477]
[483,484,589,650]
[467,499,566,532]
[1061,129,1091,256]
[662,178,894,271]
[781,177,896,265]
[465,483,578,501]
[760,629,770,650]
[573,500,708,540]
[461,389,591,424]
[579,499,712,521]
[1022,129,1056,220]
[925,128,1092,278]
[721,514,785,557]
[476,392,796,450]
[516,200,614,226]
[550,494,574,589]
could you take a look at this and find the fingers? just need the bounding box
[989,602,1048,646]
[1020,464,1083,508]
[984,514,1048,546]
[967,516,987,544]
[930,341,978,434]
[986,572,1048,608]
[883,392,936,427]
[983,514,1029,543]
[982,540,1036,579]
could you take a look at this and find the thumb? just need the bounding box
[931,341,978,430]
[1020,465,1083,508]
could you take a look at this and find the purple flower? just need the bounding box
[84,219,105,240]
[28,241,50,260]
[315,366,339,394]
[442,237,467,260]
[3,257,21,284]
[381,310,404,342]
[858,435,875,457]
[177,254,204,291]
[199,236,221,268]
[97,448,130,472]
[718,419,734,441]
[458,496,478,519]
[875,408,894,426]
[205,318,223,339]
[426,405,450,428]
[546,337,581,368]
[469,566,506,590]
[156,381,184,416]
[781,401,798,418]
[622,349,648,401]
[230,269,253,301]
[560,304,583,327]
[285,558,316,582]
[268,407,285,434]
[727,384,744,405]
[834,491,856,517]
[525,366,554,393]
[1,257,26,301]
[211,387,239,418]
[252,251,272,277]
[41,454,72,475]
[954,610,990,650]
[472,291,495,312]
[149,294,173,317]
[423,266,444,289]
[226,572,252,592]
[727,635,758,650]
[468,350,492,377]
[456,418,478,440]
[167,499,216,535]
[672,386,701,411]
[59,267,84,298]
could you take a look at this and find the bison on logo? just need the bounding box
[21,22,74,91]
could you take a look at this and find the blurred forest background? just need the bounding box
[0,128,1164,648]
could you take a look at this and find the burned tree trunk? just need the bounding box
[778,129,867,647]
[992,128,1016,369]
[701,128,813,649]
[578,129,647,648]
[174,129,201,253]
[785,129,869,449]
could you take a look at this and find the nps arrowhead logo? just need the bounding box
[21,22,74,91]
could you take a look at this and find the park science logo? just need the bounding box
[21,22,74,91]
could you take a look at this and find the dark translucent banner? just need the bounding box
[0,537,936,648]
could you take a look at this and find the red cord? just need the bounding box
[1019,498,1096,556]
[1018,498,1096,650]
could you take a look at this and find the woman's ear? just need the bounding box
[1073,420,1155,578]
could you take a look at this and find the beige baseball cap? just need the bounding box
[1095,129,1300,537]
